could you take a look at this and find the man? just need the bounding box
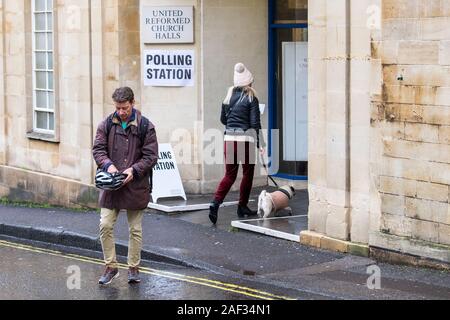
[93,87,158,285]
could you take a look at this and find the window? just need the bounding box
[32,0,54,134]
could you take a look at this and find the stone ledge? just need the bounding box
[370,246,450,271]
[300,231,450,270]
[300,230,370,257]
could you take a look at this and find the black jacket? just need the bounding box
[221,88,262,148]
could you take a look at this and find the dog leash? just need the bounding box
[259,153,280,188]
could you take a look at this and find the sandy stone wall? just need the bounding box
[369,0,450,261]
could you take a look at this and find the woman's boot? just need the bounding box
[209,200,221,224]
[237,205,258,218]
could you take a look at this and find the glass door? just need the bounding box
[268,0,308,179]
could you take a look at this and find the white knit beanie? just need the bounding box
[233,63,254,87]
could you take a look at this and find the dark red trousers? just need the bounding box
[214,141,256,207]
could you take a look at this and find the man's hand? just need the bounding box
[259,148,265,155]
[107,165,119,174]
[122,168,134,185]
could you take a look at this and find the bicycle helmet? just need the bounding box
[95,169,127,191]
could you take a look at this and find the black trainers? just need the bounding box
[98,267,119,285]
[209,201,220,225]
[128,267,141,284]
[237,205,258,218]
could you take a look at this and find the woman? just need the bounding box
[209,63,263,225]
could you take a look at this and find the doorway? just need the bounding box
[268,0,308,180]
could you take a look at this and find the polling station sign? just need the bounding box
[151,144,187,203]
[143,50,195,87]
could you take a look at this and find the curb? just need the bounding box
[300,230,450,271]
[300,230,370,257]
[0,223,196,269]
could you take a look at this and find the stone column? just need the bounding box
[308,0,352,241]
[0,0,6,165]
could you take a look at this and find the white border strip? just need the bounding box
[231,220,301,242]
[148,201,240,213]
[238,215,308,223]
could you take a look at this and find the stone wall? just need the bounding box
[0,0,119,208]
[370,0,450,261]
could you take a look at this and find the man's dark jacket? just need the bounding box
[93,109,158,210]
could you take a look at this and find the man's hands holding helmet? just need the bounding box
[107,164,133,186]
[122,168,134,185]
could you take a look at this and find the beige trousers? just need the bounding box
[99,208,144,269]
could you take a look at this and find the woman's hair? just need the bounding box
[223,85,257,105]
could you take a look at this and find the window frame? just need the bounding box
[31,0,55,136]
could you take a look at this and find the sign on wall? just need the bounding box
[142,50,195,87]
[141,6,194,44]
[151,144,187,203]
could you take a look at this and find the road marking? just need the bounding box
[0,240,296,300]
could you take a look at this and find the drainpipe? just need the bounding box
[345,0,352,238]
[88,0,94,184]
[1,0,6,166]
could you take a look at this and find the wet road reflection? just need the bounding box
[0,239,299,300]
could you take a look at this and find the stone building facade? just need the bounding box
[0,0,448,263]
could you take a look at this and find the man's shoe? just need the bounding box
[128,267,141,284]
[209,201,220,225]
[98,267,119,285]
[237,205,258,218]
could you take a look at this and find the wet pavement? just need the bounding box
[171,187,309,237]
[0,237,321,300]
[1,193,450,300]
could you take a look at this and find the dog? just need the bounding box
[257,186,296,219]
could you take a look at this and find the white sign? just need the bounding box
[141,6,194,44]
[143,50,195,87]
[151,144,187,203]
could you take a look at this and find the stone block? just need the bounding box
[381,193,405,216]
[382,0,419,19]
[419,17,450,41]
[308,201,328,234]
[419,0,442,17]
[439,224,450,246]
[325,205,350,241]
[406,197,448,222]
[438,126,450,144]
[380,213,412,237]
[435,87,450,106]
[439,41,450,65]
[422,105,450,125]
[429,163,450,185]
[321,236,349,253]
[416,182,449,202]
[383,85,416,104]
[380,176,417,197]
[381,158,430,182]
[411,219,440,243]
[405,123,439,143]
[299,230,323,248]
[350,208,370,244]
[382,19,419,40]
[398,41,439,65]
[348,242,370,257]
